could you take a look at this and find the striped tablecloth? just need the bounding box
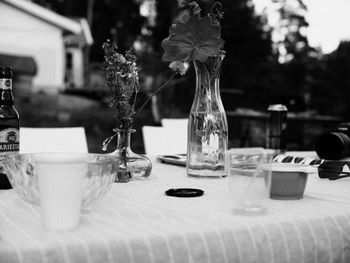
[1,155,350,263]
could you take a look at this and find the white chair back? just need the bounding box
[161,118,187,154]
[142,125,187,155]
[161,118,188,130]
[20,127,88,153]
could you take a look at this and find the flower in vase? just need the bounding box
[161,1,227,144]
[102,40,140,129]
[102,39,185,150]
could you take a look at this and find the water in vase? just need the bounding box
[187,111,227,178]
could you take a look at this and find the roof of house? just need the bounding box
[64,18,94,46]
[1,0,93,45]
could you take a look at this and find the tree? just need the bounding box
[215,0,274,109]
[259,0,322,111]
[310,41,350,117]
[266,0,311,63]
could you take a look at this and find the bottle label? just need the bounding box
[0,79,12,90]
[0,128,19,174]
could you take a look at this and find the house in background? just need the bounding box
[0,53,36,98]
[0,0,93,93]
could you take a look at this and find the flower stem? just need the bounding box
[132,81,140,115]
[133,73,176,119]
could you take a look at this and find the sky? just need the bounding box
[254,0,350,54]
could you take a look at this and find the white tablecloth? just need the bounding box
[1,156,350,263]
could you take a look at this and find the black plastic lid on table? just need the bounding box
[165,188,204,198]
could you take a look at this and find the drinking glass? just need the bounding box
[226,148,273,215]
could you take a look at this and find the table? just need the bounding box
[1,154,350,263]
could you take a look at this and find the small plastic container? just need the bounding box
[265,163,315,200]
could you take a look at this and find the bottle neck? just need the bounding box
[192,57,224,112]
[0,78,14,105]
[116,129,134,151]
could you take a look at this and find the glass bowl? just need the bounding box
[4,153,118,206]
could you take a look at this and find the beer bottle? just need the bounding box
[0,67,20,189]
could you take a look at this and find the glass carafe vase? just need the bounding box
[111,128,152,182]
[186,54,228,178]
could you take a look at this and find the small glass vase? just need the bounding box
[110,128,152,182]
[186,54,228,178]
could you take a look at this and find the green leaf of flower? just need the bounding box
[161,16,224,63]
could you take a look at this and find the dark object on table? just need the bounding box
[266,104,288,155]
[315,123,350,160]
[0,174,12,189]
[318,161,350,180]
[165,188,204,198]
[0,67,20,190]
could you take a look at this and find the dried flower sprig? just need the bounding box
[102,39,184,151]
[102,40,139,129]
